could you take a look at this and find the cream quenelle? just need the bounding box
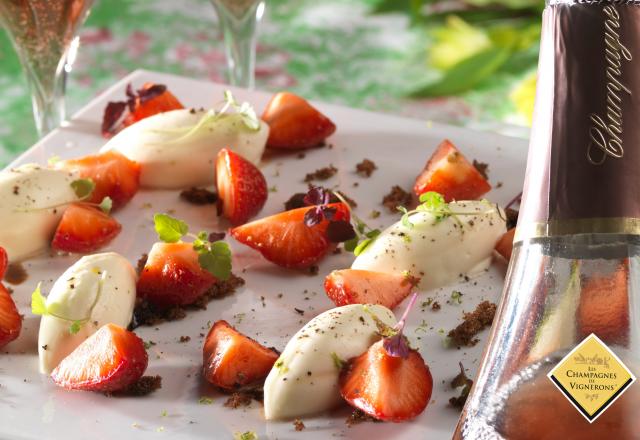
[263,304,397,420]
[0,164,79,262]
[100,104,268,189]
[37,252,136,374]
[352,200,506,290]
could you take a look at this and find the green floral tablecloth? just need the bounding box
[0,0,536,167]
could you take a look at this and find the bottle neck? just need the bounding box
[517,1,640,242]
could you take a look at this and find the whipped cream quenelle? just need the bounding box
[263,304,397,420]
[352,201,506,290]
[0,164,79,262]
[100,108,268,189]
[38,252,137,374]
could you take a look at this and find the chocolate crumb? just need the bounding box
[449,362,473,409]
[136,253,148,276]
[224,392,253,408]
[496,181,503,188]
[505,208,519,230]
[179,336,191,343]
[308,265,319,276]
[297,152,306,159]
[294,308,305,316]
[355,159,377,177]
[346,409,381,426]
[432,301,441,311]
[447,301,497,347]
[112,375,162,396]
[180,187,217,205]
[472,160,489,180]
[208,231,226,242]
[382,185,412,212]
[304,165,337,182]
[293,419,305,431]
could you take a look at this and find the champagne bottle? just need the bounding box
[454,1,640,438]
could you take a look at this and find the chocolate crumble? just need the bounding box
[136,253,148,276]
[382,185,412,212]
[447,301,497,347]
[355,159,377,177]
[224,392,253,409]
[180,187,217,205]
[111,375,162,397]
[449,362,473,409]
[293,419,306,431]
[346,409,381,426]
[304,165,337,182]
[472,160,489,180]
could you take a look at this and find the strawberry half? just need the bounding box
[339,339,433,422]
[230,203,349,269]
[261,92,336,149]
[51,323,148,392]
[0,246,7,279]
[51,203,122,253]
[414,139,491,202]
[55,151,141,210]
[203,320,278,390]
[324,269,419,310]
[123,82,183,127]
[216,148,268,225]
[495,227,515,261]
[0,283,21,348]
[137,242,216,308]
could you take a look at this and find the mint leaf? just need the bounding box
[420,191,446,210]
[198,241,232,280]
[31,283,48,316]
[70,178,95,200]
[69,320,83,334]
[154,213,188,243]
[353,238,373,256]
[99,196,113,214]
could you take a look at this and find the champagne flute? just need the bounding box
[0,0,94,137]
[210,0,266,89]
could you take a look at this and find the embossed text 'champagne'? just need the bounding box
[454,1,640,438]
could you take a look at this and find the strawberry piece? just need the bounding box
[261,92,336,149]
[414,139,491,202]
[55,151,141,209]
[339,340,433,422]
[216,148,268,225]
[123,82,183,126]
[137,242,216,308]
[203,320,278,390]
[324,269,419,310]
[230,203,349,269]
[495,228,516,261]
[0,246,7,279]
[51,323,147,392]
[0,283,21,348]
[51,203,122,253]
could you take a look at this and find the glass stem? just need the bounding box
[213,0,265,89]
[26,62,66,137]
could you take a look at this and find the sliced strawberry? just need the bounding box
[123,82,183,126]
[414,139,491,202]
[339,340,432,422]
[216,148,268,225]
[261,92,336,149]
[51,203,122,253]
[55,151,141,209]
[0,283,21,348]
[0,247,7,279]
[203,320,278,390]
[51,323,147,392]
[230,203,349,269]
[137,242,216,308]
[495,228,516,261]
[324,269,419,310]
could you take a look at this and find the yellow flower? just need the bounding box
[510,72,537,125]
[429,16,492,70]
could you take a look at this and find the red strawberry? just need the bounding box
[203,320,278,390]
[55,151,141,209]
[414,139,491,202]
[0,283,21,348]
[216,148,268,225]
[0,246,7,279]
[52,203,122,253]
[324,269,419,310]
[51,323,148,392]
[339,339,433,422]
[495,227,516,261]
[261,92,336,149]
[230,203,350,269]
[137,242,216,308]
[123,82,183,126]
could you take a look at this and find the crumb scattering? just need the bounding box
[355,159,377,177]
[109,375,162,397]
[304,165,337,182]
[382,185,412,212]
[472,160,489,180]
[180,187,217,205]
[293,419,305,431]
[447,301,497,347]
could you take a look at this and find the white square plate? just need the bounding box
[0,70,527,439]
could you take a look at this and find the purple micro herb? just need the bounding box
[101,82,168,138]
[383,292,418,359]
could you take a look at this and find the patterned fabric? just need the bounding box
[0,0,530,167]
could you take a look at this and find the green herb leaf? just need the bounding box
[69,320,83,334]
[353,238,373,256]
[31,283,48,316]
[99,196,113,214]
[198,241,232,280]
[398,205,414,229]
[343,236,358,252]
[70,178,95,200]
[331,352,346,370]
[154,213,188,243]
[419,191,446,209]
